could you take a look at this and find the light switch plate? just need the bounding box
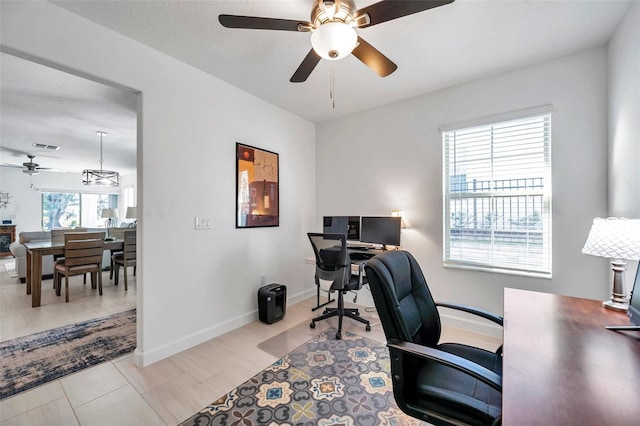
[195,216,213,230]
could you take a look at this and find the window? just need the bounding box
[442,107,551,276]
[123,186,136,210]
[42,192,118,230]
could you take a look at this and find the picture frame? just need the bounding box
[236,143,279,228]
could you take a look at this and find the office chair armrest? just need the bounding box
[387,339,502,392]
[436,302,503,326]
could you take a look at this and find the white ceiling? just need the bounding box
[0,53,138,177]
[0,0,632,176]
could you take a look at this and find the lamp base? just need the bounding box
[603,260,629,312]
[602,299,629,312]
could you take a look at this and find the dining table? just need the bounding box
[24,239,124,307]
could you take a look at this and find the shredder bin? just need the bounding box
[258,283,286,324]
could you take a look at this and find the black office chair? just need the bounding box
[307,233,371,340]
[364,250,503,426]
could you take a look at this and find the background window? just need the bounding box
[442,111,551,276]
[42,192,117,230]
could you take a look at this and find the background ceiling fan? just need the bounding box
[219,0,455,82]
[0,154,66,175]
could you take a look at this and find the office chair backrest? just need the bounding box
[307,233,352,291]
[365,250,441,347]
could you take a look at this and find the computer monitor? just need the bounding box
[323,216,360,241]
[360,216,402,247]
[607,263,640,331]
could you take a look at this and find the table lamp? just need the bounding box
[101,208,117,228]
[126,206,137,226]
[391,210,408,228]
[582,217,640,311]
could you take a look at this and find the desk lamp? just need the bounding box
[582,217,640,311]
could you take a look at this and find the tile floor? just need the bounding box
[0,258,137,342]
[0,257,501,425]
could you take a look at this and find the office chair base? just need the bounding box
[309,307,371,340]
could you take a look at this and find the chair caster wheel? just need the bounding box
[335,332,341,340]
[366,325,371,332]
[310,321,316,329]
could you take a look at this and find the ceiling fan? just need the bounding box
[0,154,65,175]
[219,0,455,82]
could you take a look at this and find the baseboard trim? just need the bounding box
[134,310,256,367]
[133,286,318,367]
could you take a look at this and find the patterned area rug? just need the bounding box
[181,329,427,425]
[0,309,136,400]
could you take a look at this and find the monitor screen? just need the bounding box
[360,216,402,247]
[627,264,640,326]
[323,216,360,241]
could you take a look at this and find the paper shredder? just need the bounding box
[258,283,286,324]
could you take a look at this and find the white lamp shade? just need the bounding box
[100,208,117,219]
[126,206,137,219]
[311,22,357,60]
[582,217,640,260]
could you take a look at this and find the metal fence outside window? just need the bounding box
[449,176,544,245]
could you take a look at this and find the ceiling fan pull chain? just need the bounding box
[330,63,336,109]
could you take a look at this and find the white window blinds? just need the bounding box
[443,110,552,276]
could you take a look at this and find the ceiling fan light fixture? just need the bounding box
[82,131,120,187]
[311,22,357,60]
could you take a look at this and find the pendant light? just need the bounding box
[82,131,119,187]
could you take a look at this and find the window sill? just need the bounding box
[444,262,552,279]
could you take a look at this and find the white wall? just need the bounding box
[317,48,610,336]
[608,1,640,219]
[1,0,316,365]
[607,1,640,289]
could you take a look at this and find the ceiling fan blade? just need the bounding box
[351,37,397,77]
[290,49,322,83]
[38,167,68,173]
[219,14,310,32]
[0,146,30,157]
[0,163,23,169]
[356,0,455,28]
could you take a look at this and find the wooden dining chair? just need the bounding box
[51,228,88,287]
[112,229,136,291]
[54,231,106,302]
[107,227,126,279]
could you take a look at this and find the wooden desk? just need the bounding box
[503,288,640,425]
[24,240,123,308]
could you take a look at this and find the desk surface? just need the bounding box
[503,288,640,425]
